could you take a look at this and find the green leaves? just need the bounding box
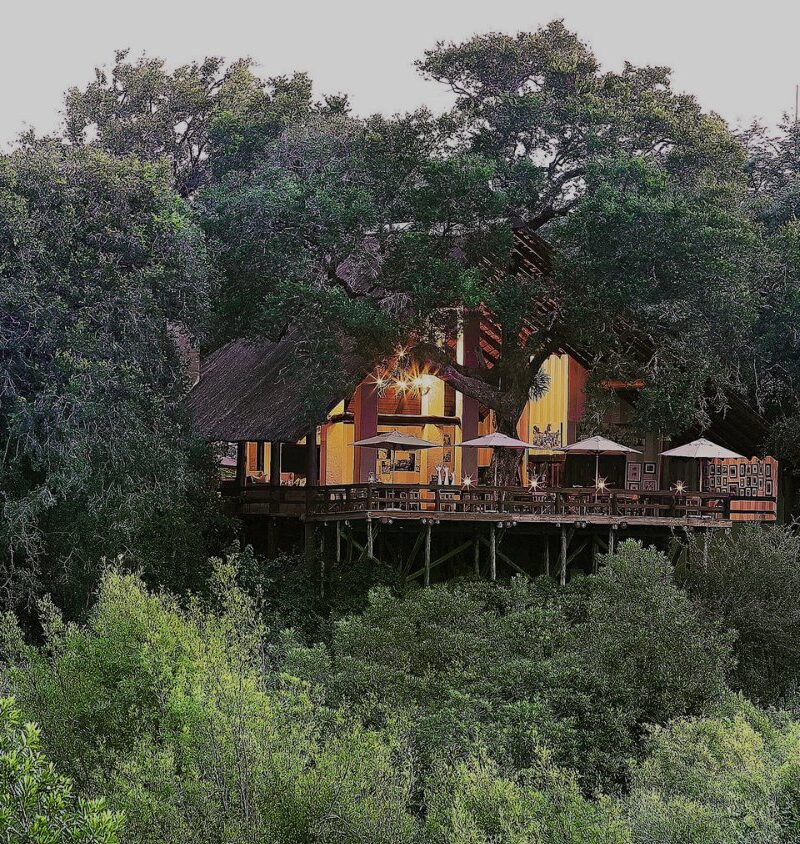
[0,698,122,843]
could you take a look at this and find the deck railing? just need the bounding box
[221,481,777,522]
[304,483,736,520]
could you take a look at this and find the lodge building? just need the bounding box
[186,231,779,584]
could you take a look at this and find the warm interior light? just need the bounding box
[673,480,686,494]
[462,475,473,488]
[596,477,608,492]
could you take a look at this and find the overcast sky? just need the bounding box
[2,0,799,146]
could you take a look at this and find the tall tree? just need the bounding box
[416,22,758,454]
[64,50,332,197]
[0,140,226,617]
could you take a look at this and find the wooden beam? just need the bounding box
[404,527,426,577]
[479,536,532,581]
[410,539,473,581]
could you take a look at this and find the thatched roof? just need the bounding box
[186,337,367,442]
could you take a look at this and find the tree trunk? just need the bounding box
[492,414,525,486]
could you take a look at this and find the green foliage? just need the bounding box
[287,541,731,791]
[0,697,122,843]
[0,139,229,616]
[626,695,800,843]
[424,755,630,844]
[685,525,800,707]
[0,560,420,844]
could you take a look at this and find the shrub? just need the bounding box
[293,541,732,790]
[0,559,419,844]
[0,697,122,843]
[626,694,800,843]
[685,524,800,706]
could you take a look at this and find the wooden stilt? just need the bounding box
[473,533,480,577]
[560,525,568,586]
[544,536,550,577]
[335,521,341,564]
[424,522,432,587]
[489,523,497,581]
[592,533,599,575]
[367,519,374,558]
[608,526,615,556]
[410,540,472,581]
[303,521,315,562]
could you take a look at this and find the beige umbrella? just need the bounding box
[660,438,744,492]
[458,432,530,486]
[352,430,436,484]
[560,435,642,489]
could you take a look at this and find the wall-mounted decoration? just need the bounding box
[644,462,656,475]
[642,479,657,491]
[627,462,642,483]
[530,423,562,450]
[628,482,640,491]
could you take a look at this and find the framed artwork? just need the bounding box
[766,479,774,497]
[442,433,452,447]
[627,462,642,483]
[642,478,657,491]
[739,464,746,476]
[729,465,736,477]
[644,462,656,475]
[628,482,640,491]
[729,484,739,495]
[766,464,773,477]
[443,451,452,463]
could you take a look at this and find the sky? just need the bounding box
[2,0,799,146]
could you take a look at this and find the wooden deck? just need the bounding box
[221,482,776,528]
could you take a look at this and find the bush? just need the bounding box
[625,694,800,843]
[0,697,122,843]
[685,524,800,706]
[290,541,732,790]
[0,558,419,844]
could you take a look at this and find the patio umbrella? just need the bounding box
[660,438,744,492]
[458,432,530,486]
[559,435,642,489]
[352,430,436,485]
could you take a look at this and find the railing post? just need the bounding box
[366,483,374,512]
[434,487,441,512]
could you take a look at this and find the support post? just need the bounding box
[303,521,315,562]
[306,427,318,487]
[269,441,281,486]
[424,522,432,587]
[592,533,599,575]
[544,536,550,577]
[489,523,497,581]
[367,519,374,559]
[608,526,616,556]
[236,441,247,490]
[335,521,342,564]
[473,533,480,577]
[560,525,568,586]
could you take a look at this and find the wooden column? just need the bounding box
[367,519,375,559]
[335,521,342,564]
[424,522,432,587]
[544,536,550,577]
[269,442,281,486]
[306,427,318,486]
[560,525,568,586]
[354,380,379,482]
[489,523,497,581]
[460,311,481,481]
[473,533,480,577]
[236,441,247,490]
